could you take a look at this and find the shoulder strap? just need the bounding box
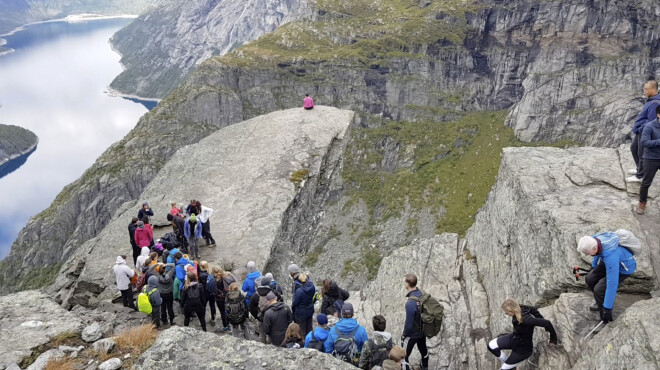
[147,288,157,296]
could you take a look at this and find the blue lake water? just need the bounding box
[0,18,152,259]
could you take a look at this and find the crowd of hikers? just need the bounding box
[111,87,655,369]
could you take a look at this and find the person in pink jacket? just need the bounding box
[303,94,314,110]
[134,220,153,248]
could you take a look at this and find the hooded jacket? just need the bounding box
[113,256,134,290]
[323,317,369,354]
[166,248,179,265]
[135,247,151,271]
[146,276,163,306]
[134,227,153,248]
[184,218,203,239]
[242,271,262,305]
[592,232,637,309]
[156,263,175,294]
[358,331,393,369]
[641,119,660,160]
[508,306,557,354]
[197,206,214,223]
[175,257,193,290]
[321,281,350,315]
[633,94,660,134]
[292,279,316,320]
[263,302,293,347]
[403,288,423,339]
[304,326,330,348]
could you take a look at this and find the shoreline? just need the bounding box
[106,86,161,104]
[0,138,39,166]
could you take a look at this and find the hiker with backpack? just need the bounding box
[402,273,434,370]
[487,298,557,370]
[128,218,140,266]
[226,282,250,339]
[292,273,316,336]
[196,202,216,247]
[134,221,153,250]
[214,266,236,331]
[264,272,284,296]
[324,302,368,366]
[155,263,176,326]
[304,314,330,351]
[577,231,638,323]
[138,202,154,221]
[250,277,280,343]
[359,315,394,370]
[184,214,203,260]
[263,292,293,346]
[636,105,660,214]
[320,279,350,315]
[242,261,262,305]
[282,322,305,349]
[180,271,207,331]
[139,276,163,328]
[114,255,136,310]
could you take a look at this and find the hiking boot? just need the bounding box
[635,202,647,215]
[628,169,638,175]
[209,318,216,326]
[221,326,230,332]
[626,175,642,183]
[589,303,599,311]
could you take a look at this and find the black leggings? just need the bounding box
[631,133,645,178]
[402,336,429,368]
[640,158,660,203]
[201,221,215,244]
[184,304,207,331]
[160,292,175,324]
[487,334,531,369]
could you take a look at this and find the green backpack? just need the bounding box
[137,287,157,315]
[409,291,444,338]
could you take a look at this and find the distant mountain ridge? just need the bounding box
[0,124,38,167]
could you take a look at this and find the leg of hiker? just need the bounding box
[184,307,192,327]
[500,351,532,370]
[152,304,161,328]
[585,261,607,309]
[195,304,207,331]
[208,294,217,324]
[201,220,215,245]
[488,334,514,363]
[189,237,199,259]
[403,337,428,368]
[640,158,660,208]
[631,133,645,178]
[161,292,174,324]
[216,297,230,329]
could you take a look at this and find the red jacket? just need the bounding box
[134,227,153,248]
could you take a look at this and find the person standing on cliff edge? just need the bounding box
[303,94,314,110]
[635,105,660,214]
[627,80,660,184]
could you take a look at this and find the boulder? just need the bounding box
[134,326,354,369]
[26,349,64,370]
[50,107,354,308]
[0,290,82,369]
[98,358,122,370]
[92,338,117,355]
[82,323,102,343]
[465,146,658,339]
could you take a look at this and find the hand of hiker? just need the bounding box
[600,308,613,323]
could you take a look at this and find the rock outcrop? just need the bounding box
[50,107,353,308]
[0,290,83,369]
[0,123,38,171]
[109,0,312,99]
[134,326,354,370]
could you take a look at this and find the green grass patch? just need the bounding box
[21,263,62,291]
[290,169,310,186]
[304,245,324,266]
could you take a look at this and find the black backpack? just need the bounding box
[186,284,202,307]
[308,330,325,351]
[332,327,359,365]
[369,338,393,368]
[227,292,248,325]
[161,232,179,248]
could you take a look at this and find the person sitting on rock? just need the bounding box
[321,279,350,315]
[138,202,154,221]
[292,273,316,337]
[282,322,305,349]
[628,80,660,184]
[170,201,184,218]
[263,292,293,346]
[184,213,203,260]
[359,315,393,370]
[636,105,660,214]
[180,271,207,331]
[114,255,136,310]
[324,302,368,364]
[134,221,153,251]
[303,94,314,110]
[304,313,330,350]
[577,232,637,322]
[196,201,216,246]
[487,298,557,370]
[242,261,262,306]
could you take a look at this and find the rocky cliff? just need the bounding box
[3,0,659,298]
[109,0,312,99]
[0,124,38,170]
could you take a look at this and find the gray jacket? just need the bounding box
[155,263,175,294]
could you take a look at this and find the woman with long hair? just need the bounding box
[320,279,350,315]
[180,271,207,331]
[281,322,304,349]
[487,298,557,369]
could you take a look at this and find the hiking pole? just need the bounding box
[573,266,591,281]
[583,321,604,341]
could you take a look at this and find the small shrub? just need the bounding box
[115,324,158,353]
[51,331,80,347]
[45,356,78,370]
[290,169,310,185]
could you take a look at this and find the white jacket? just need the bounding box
[197,206,214,223]
[135,246,150,272]
[114,256,134,290]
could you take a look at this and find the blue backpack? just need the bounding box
[207,274,219,296]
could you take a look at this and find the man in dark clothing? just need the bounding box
[402,273,429,370]
[636,105,660,214]
[167,213,187,253]
[292,273,316,336]
[288,264,302,296]
[629,80,660,183]
[128,217,140,266]
[263,292,293,346]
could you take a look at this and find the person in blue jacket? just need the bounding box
[304,314,330,349]
[324,303,368,355]
[577,231,636,323]
[628,80,660,183]
[173,252,194,291]
[241,261,262,305]
[636,105,660,214]
[292,273,316,336]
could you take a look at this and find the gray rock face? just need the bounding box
[92,338,116,355]
[82,322,102,342]
[109,0,312,99]
[0,290,83,369]
[134,326,354,370]
[0,124,38,168]
[50,107,353,307]
[98,358,122,370]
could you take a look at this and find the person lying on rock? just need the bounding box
[487,298,557,370]
[636,104,660,214]
[577,232,636,322]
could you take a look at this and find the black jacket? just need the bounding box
[263,302,293,347]
[180,283,206,309]
[281,338,304,349]
[321,281,350,315]
[510,306,557,353]
[249,286,283,319]
[128,222,138,246]
[138,208,154,221]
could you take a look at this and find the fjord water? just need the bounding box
[0,18,149,259]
